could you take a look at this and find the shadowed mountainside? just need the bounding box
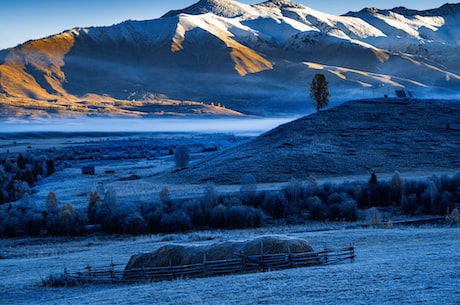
[158,98,460,183]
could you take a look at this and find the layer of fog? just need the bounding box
[1,116,302,136]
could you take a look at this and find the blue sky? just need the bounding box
[0,0,449,50]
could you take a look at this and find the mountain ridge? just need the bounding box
[1,0,460,117]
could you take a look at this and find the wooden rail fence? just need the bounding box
[57,246,354,285]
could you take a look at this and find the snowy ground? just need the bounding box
[1,225,459,304]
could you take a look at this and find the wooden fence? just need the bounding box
[58,246,354,285]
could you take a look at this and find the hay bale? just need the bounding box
[240,236,314,255]
[125,236,314,271]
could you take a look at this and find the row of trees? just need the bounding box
[1,172,459,237]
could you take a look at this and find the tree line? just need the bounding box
[1,171,459,237]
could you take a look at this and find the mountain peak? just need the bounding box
[347,3,460,17]
[162,0,250,18]
[257,0,305,9]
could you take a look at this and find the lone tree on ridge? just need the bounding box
[310,73,330,112]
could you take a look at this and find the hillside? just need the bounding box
[159,98,460,183]
[1,0,460,117]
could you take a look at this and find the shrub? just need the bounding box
[201,183,218,209]
[327,192,349,205]
[402,193,419,216]
[123,213,146,235]
[421,182,439,214]
[160,211,192,233]
[210,204,227,228]
[240,174,257,198]
[366,207,382,226]
[226,206,263,229]
[340,199,359,221]
[87,191,101,224]
[59,203,79,235]
[174,145,190,169]
[307,196,326,220]
[262,191,287,219]
[437,191,455,215]
[24,211,45,236]
[447,208,460,225]
[184,199,209,228]
[46,192,59,214]
[389,171,403,204]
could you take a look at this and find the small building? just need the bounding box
[395,89,414,101]
[82,166,95,175]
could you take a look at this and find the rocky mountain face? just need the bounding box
[1,0,459,116]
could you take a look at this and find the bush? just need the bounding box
[140,201,164,233]
[160,211,192,233]
[366,207,382,226]
[226,206,263,229]
[389,171,403,204]
[87,191,101,224]
[340,199,359,221]
[240,173,257,204]
[437,191,455,215]
[210,204,227,228]
[447,208,460,225]
[402,193,419,216]
[262,191,287,219]
[174,145,190,169]
[123,213,146,235]
[307,196,326,221]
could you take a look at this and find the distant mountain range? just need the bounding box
[1,0,460,117]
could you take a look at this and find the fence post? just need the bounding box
[169,259,173,280]
[110,258,115,283]
[260,240,265,271]
[203,254,207,278]
[240,251,245,273]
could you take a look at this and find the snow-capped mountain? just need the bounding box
[1,0,459,116]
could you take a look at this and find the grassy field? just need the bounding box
[1,225,459,304]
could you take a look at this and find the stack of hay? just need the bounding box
[125,235,314,270]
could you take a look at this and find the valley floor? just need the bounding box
[1,225,459,304]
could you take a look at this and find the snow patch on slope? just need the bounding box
[163,0,255,18]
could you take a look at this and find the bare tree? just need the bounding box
[310,73,330,112]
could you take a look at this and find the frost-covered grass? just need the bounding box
[1,225,459,304]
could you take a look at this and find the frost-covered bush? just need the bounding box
[437,191,455,215]
[327,192,349,205]
[447,208,460,225]
[389,171,403,204]
[59,203,82,235]
[23,211,45,236]
[46,192,58,214]
[140,201,164,233]
[160,210,192,233]
[184,199,209,228]
[226,206,263,229]
[366,207,383,226]
[174,145,190,169]
[240,173,258,206]
[307,196,326,220]
[87,191,101,224]
[402,193,419,215]
[123,212,146,235]
[340,199,359,221]
[201,183,218,208]
[262,191,287,219]
[240,173,257,195]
